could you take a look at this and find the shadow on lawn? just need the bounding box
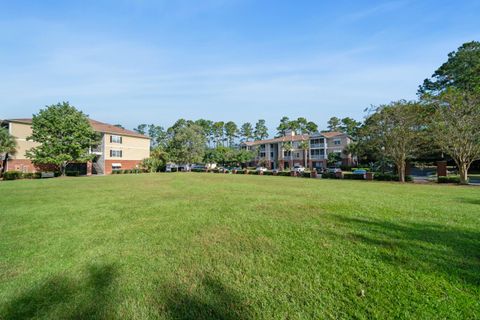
[0,263,117,320]
[159,275,253,320]
[332,215,480,286]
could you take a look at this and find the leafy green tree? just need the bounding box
[240,122,254,142]
[305,121,318,134]
[327,152,341,167]
[327,117,341,131]
[134,124,147,135]
[140,147,169,173]
[234,149,255,167]
[254,119,268,140]
[224,121,238,147]
[419,41,480,96]
[339,117,362,138]
[299,139,309,168]
[147,124,168,149]
[0,127,17,176]
[212,121,225,147]
[276,116,291,137]
[167,124,206,165]
[113,124,125,129]
[359,100,429,182]
[194,119,214,147]
[26,102,99,176]
[430,88,480,184]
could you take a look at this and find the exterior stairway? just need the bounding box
[92,162,104,175]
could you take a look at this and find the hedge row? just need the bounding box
[437,176,461,184]
[2,171,60,180]
[112,169,146,174]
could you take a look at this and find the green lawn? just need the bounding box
[1,174,479,319]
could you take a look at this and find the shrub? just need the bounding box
[277,171,291,177]
[171,167,178,172]
[263,171,273,176]
[438,176,461,184]
[374,173,412,182]
[66,171,80,177]
[22,172,41,179]
[321,172,338,179]
[343,173,365,180]
[3,171,23,180]
[192,168,207,173]
[340,165,352,171]
[302,171,311,178]
[236,169,246,175]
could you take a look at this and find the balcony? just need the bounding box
[90,146,103,155]
[310,143,325,149]
[310,155,325,160]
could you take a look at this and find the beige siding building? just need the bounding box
[1,118,150,175]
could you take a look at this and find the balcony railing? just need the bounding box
[90,147,103,155]
[310,155,325,160]
[310,143,325,148]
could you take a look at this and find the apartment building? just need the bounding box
[1,118,150,175]
[241,130,354,170]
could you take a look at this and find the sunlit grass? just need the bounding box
[1,173,479,319]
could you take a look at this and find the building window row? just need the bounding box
[110,135,123,144]
[110,150,123,157]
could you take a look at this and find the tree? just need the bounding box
[276,116,291,137]
[194,119,214,147]
[26,102,99,176]
[113,124,125,129]
[140,147,169,172]
[148,124,168,149]
[305,121,318,134]
[419,41,480,96]
[134,124,147,135]
[224,121,238,147]
[431,88,480,184]
[0,127,17,176]
[234,149,255,167]
[359,100,428,182]
[254,120,268,140]
[240,122,254,142]
[327,152,341,167]
[327,117,341,131]
[167,124,206,165]
[212,121,225,147]
[339,117,362,138]
[299,139,309,168]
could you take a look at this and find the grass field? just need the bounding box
[1,173,479,319]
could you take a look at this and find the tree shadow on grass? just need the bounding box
[159,275,253,320]
[1,263,117,320]
[330,215,480,287]
[456,197,480,205]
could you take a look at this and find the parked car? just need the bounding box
[293,165,306,173]
[327,167,342,173]
[352,169,367,175]
[191,164,207,170]
[256,167,268,172]
[166,163,178,172]
[177,164,191,172]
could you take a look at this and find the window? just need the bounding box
[259,152,266,158]
[311,138,324,145]
[311,149,325,156]
[283,151,291,157]
[296,153,300,158]
[270,144,274,149]
[110,135,122,144]
[112,163,122,170]
[110,150,123,157]
[270,152,274,158]
[333,139,341,145]
[260,144,266,150]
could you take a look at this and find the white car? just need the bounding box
[293,165,306,173]
[256,167,268,172]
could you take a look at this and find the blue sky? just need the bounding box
[0,0,479,133]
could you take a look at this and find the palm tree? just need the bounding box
[282,141,293,170]
[0,127,17,176]
[299,140,309,169]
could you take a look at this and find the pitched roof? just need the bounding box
[243,131,346,146]
[5,118,149,139]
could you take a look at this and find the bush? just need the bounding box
[302,171,312,178]
[343,173,365,180]
[277,171,291,177]
[374,173,412,182]
[112,170,122,174]
[3,171,23,180]
[263,171,273,176]
[321,172,338,179]
[171,167,178,172]
[123,169,131,174]
[66,171,80,177]
[352,167,370,172]
[340,165,352,171]
[191,168,207,173]
[22,172,41,179]
[236,169,246,174]
[438,176,461,184]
